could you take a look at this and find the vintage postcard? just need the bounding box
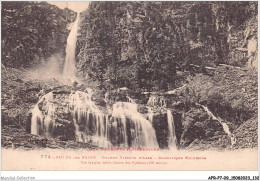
[1,1,258,171]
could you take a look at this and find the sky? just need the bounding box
[47,1,90,12]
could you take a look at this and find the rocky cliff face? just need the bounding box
[74,2,257,150]
[1,2,257,151]
[186,2,258,69]
[1,1,76,68]
[77,2,257,91]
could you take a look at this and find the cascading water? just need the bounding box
[31,75,159,148]
[147,95,166,107]
[63,12,80,81]
[111,102,158,148]
[31,92,56,137]
[147,107,154,123]
[68,91,159,148]
[69,90,112,147]
[146,94,177,149]
[30,11,160,148]
[200,104,236,146]
[167,110,177,149]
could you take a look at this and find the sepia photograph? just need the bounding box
[1,0,258,174]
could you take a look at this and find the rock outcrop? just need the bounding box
[77,2,257,91]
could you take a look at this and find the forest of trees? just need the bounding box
[77,2,257,92]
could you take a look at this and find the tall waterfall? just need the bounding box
[63,12,80,80]
[167,110,177,149]
[30,11,160,148]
